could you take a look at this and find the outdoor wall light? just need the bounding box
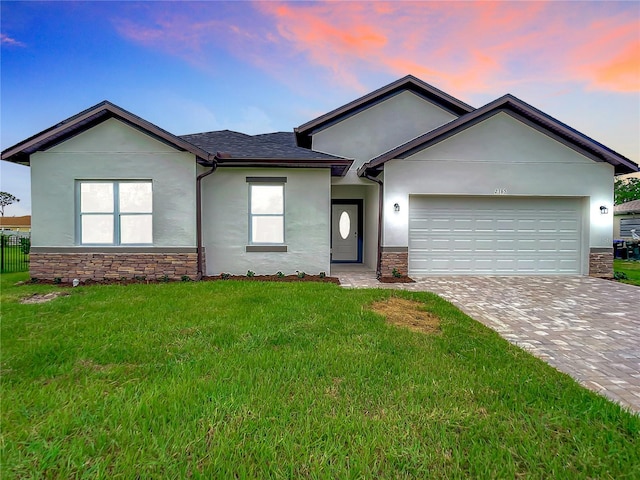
[600,205,608,214]
[394,203,400,212]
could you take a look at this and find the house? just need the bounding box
[2,75,638,281]
[614,200,640,240]
[0,215,31,232]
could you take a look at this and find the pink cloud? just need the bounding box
[1,33,26,47]
[570,18,640,92]
[112,1,640,96]
[591,40,640,92]
[256,1,640,95]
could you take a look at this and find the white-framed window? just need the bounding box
[248,178,285,244]
[78,181,152,245]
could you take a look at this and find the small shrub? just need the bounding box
[297,271,306,279]
[181,275,191,282]
[319,271,326,278]
[276,271,285,278]
[392,268,402,278]
[246,270,255,278]
[53,277,62,284]
[160,275,170,283]
[221,272,231,280]
[30,277,39,284]
[20,237,31,255]
[614,271,628,280]
[134,275,146,282]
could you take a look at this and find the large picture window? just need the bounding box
[249,183,284,244]
[79,181,152,245]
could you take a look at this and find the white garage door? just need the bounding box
[409,196,583,275]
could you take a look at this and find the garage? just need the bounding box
[409,196,584,275]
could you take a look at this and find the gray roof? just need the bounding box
[614,200,640,214]
[180,130,347,160]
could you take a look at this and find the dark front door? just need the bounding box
[331,200,362,262]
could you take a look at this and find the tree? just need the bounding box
[614,177,640,205]
[0,192,20,216]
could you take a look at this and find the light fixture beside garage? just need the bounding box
[394,203,400,212]
[600,205,609,214]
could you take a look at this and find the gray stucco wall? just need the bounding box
[313,90,457,172]
[30,118,196,247]
[202,168,331,275]
[383,112,614,260]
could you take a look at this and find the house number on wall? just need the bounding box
[493,188,507,195]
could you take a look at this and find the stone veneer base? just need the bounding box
[380,249,409,278]
[588,250,613,278]
[29,252,198,282]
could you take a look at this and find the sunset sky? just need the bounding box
[1,0,639,216]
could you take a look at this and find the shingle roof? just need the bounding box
[180,130,347,161]
[2,103,353,176]
[614,200,640,214]
[253,132,298,147]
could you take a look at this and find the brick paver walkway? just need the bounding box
[332,267,640,413]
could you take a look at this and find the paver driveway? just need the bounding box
[334,267,640,413]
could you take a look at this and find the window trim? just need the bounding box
[247,177,286,246]
[76,180,153,246]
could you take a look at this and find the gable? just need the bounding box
[46,118,183,154]
[312,90,458,170]
[405,111,597,165]
[359,94,638,176]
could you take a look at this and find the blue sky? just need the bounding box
[1,1,639,217]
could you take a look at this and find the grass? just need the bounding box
[1,272,638,479]
[614,259,640,286]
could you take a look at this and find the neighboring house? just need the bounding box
[2,75,638,281]
[0,215,31,232]
[614,200,640,240]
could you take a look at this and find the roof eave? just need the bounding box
[216,157,354,176]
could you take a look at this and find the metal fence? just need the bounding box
[0,233,30,273]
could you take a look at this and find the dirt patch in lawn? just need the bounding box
[20,291,69,304]
[371,297,440,334]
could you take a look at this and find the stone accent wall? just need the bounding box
[380,249,409,277]
[30,252,198,282]
[589,250,613,278]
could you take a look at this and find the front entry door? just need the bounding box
[331,201,362,262]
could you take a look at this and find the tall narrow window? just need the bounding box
[79,181,152,245]
[249,183,284,244]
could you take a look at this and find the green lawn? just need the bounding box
[614,259,640,286]
[1,272,638,479]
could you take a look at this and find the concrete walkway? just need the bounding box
[332,266,640,413]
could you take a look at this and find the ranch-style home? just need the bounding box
[2,75,638,281]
